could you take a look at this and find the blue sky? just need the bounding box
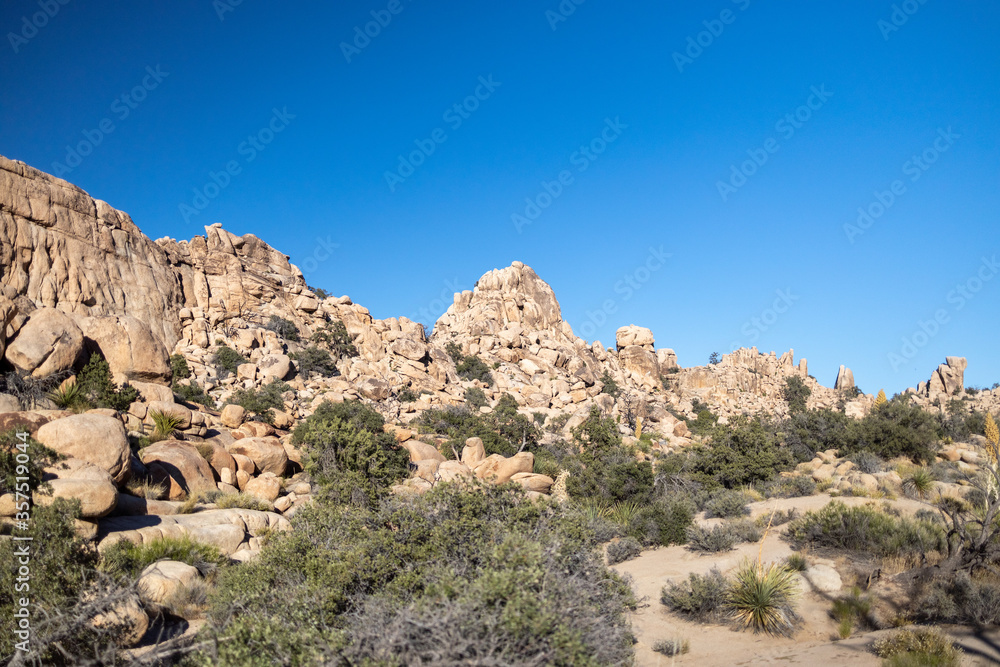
[1,0,998,395]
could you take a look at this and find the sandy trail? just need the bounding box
[612,494,1000,666]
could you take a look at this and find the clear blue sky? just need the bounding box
[1,1,998,395]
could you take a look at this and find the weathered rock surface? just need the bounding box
[140,440,218,499]
[4,307,84,376]
[36,414,131,483]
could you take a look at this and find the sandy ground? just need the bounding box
[612,494,1000,666]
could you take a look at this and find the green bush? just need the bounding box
[75,352,140,411]
[417,394,540,459]
[170,353,191,379]
[661,568,729,621]
[310,320,358,359]
[688,407,719,436]
[226,380,289,425]
[308,286,330,300]
[445,342,494,387]
[174,380,217,408]
[622,497,694,547]
[293,400,408,506]
[290,346,337,378]
[263,315,300,341]
[1,429,60,498]
[189,484,636,666]
[99,535,227,582]
[464,386,488,409]
[599,371,620,397]
[704,489,750,518]
[213,345,248,379]
[606,537,643,565]
[397,387,418,402]
[786,501,946,558]
[215,492,275,512]
[783,376,811,413]
[761,474,816,499]
[687,416,795,489]
[685,524,738,552]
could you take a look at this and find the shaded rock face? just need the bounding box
[835,365,854,391]
[925,356,967,396]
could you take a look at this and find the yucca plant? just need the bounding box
[903,468,935,499]
[985,412,999,502]
[579,500,611,521]
[727,559,800,636]
[46,379,89,412]
[609,500,642,526]
[634,416,643,439]
[149,409,184,440]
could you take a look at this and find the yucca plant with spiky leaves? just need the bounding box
[874,389,888,410]
[46,379,89,412]
[634,416,643,439]
[903,468,935,499]
[727,559,800,636]
[150,410,184,440]
[610,500,643,526]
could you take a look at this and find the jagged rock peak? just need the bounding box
[432,261,565,338]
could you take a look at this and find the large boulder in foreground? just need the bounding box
[36,414,131,484]
[4,307,85,377]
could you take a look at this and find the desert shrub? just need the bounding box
[873,628,962,667]
[213,344,248,379]
[292,400,408,506]
[124,477,167,500]
[919,571,1000,626]
[687,416,796,489]
[687,407,719,436]
[174,380,217,408]
[263,315,299,341]
[190,484,636,666]
[565,408,653,504]
[783,376,812,413]
[215,492,274,512]
[607,537,643,565]
[0,499,99,657]
[464,386,488,409]
[416,394,539,459]
[831,587,875,638]
[290,345,337,377]
[785,553,808,571]
[846,397,942,463]
[309,286,330,300]
[622,497,694,547]
[599,371,620,397]
[76,352,140,411]
[150,409,184,439]
[661,568,729,621]
[704,489,750,518]
[728,518,764,543]
[851,451,886,474]
[728,560,800,636]
[787,501,946,558]
[685,524,738,552]
[762,474,816,498]
[546,412,571,433]
[310,320,358,358]
[781,407,856,461]
[0,368,69,409]
[1,429,60,497]
[100,535,227,581]
[397,387,418,402]
[226,380,289,424]
[170,353,191,379]
[454,353,494,386]
[652,638,690,656]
